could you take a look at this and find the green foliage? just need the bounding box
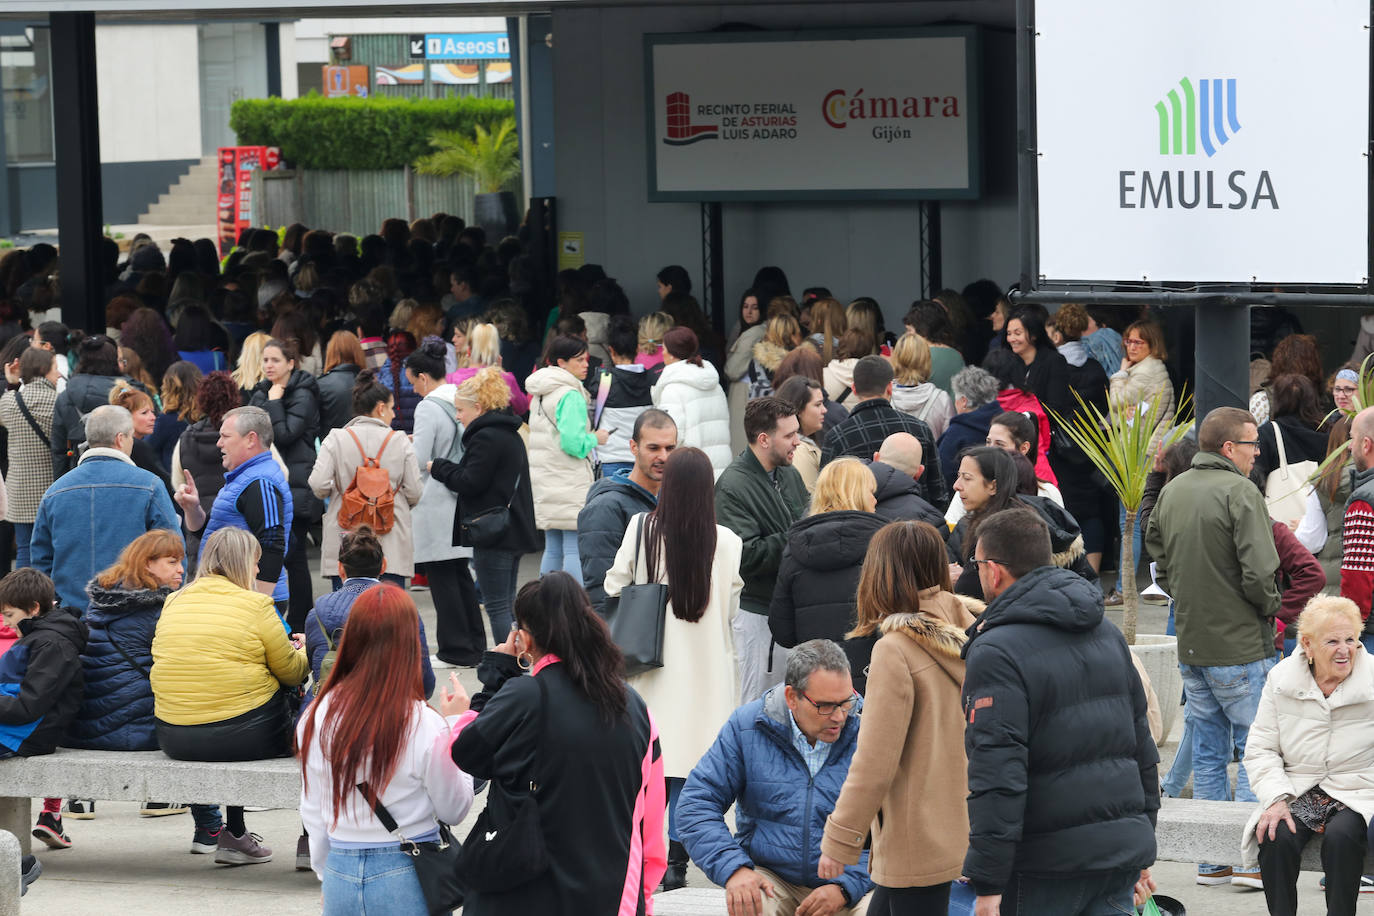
[1049,389,1194,643]
[414,118,520,193]
[230,96,515,171]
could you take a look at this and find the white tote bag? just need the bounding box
[1264,424,1318,530]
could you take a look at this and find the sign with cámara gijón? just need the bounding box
[1034,0,1370,285]
[645,28,981,202]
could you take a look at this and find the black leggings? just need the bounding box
[424,557,486,662]
[1259,806,1366,916]
[869,882,952,916]
[156,690,293,762]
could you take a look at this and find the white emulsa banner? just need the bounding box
[646,28,981,201]
[1035,0,1370,284]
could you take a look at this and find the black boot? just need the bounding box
[659,840,688,892]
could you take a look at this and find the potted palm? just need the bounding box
[415,117,520,241]
[1050,389,1193,738]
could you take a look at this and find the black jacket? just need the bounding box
[1049,355,1110,505]
[1020,347,1071,417]
[177,418,227,516]
[0,606,88,756]
[430,410,538,554]
[451,653,658,916]
[960,566,1158,895]
[316,363,360,438]
[249,369,322,523]
[1255,415,1327,484]
[576,471,658,613]
[768,509,887,694]
[949,495,1098,599]
[821,398,948,511]
[868,460,945,531]
[50,373,141,478]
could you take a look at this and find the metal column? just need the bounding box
[264,22,281,97]
[701,201,724,338]
[918,201,942,299]
[1193,301,1250,418]
[50,12,104,333]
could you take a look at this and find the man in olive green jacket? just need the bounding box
[1145,406,1280,886]
[716,397,808,705]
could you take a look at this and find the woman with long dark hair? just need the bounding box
[604,447,742,892]
[148,361,202,471]
[297,584,472,910]
[448,572,666,914]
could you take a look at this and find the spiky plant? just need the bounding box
[1049,389,1193,643]
[414,118,520,193]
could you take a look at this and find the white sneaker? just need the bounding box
[430,655,456,670]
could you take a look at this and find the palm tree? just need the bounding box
[414,118,519,193]
[1049,389,1193,644]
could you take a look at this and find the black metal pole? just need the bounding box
[927,200,942,295]
[1194,301,1250,418]
[1015,0,1038,292]
[708,201,725,338]
[50,12,104,333]
[265,23,282,98]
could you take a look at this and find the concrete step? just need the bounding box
[136,156,219,228]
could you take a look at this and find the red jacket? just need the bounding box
[1340,495,1374,620]
[996,389,1057,486]
[1273,520,1325,650]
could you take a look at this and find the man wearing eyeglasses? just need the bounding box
[677,639,873,916]
[1145,406,1281,889]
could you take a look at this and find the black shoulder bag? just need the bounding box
[460,473,520,548]
[13,389,49,447]
[455,675,551,893]
[356,784,464,915]
[604,514,669,676]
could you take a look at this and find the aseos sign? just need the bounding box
[646,28,981,201]
[1035,0,1370,284]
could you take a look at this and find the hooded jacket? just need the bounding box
[890,382,954,439]
[302,576,435,706]
[948,494,1097,599]
[678,684,873,907]
[652,359,732,477]
[0,606,88,755]
[1146,450,1282,666]
[525,365,597,530]
[591,363,657,465]
[961,566,1158,895]
[50,373,137,478]
[715,448,809,615]
[63,581,168,750]
[250,368,322,522]
[868,460,945,530]
[821,592,979,887]
[576,471,658,613]
[823,359,858,404]
[768,510,888,694]
[938,401,1002,490]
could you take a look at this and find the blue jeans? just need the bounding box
[1113,504,1141,592]
[666,776,684,843]
[1004,867,1138,915]
[539,528,582,583]
[600,461,633,478]
[13,522,32,570]
[190,804,222,831]
[322,846,427,916]
[472,548,521,638]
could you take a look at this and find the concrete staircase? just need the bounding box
[137,155,218,228]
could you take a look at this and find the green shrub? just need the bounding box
[229,96,516,170]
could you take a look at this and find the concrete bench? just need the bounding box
[0,749,300,855]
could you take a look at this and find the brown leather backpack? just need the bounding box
[337,428,398,535]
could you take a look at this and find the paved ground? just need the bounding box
[17,558,1328,913]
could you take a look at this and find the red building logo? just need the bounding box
[663,91,719,145]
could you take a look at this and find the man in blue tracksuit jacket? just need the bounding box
[677,639,873,914]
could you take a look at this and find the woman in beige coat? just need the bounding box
[1243,596,1374,914]
[603,447,742,893]
[819,520,981,913]
[307,371,422,586]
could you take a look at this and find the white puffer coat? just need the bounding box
[652,359,732,478]
[525,365,596,530]
[1241,644,1374,866]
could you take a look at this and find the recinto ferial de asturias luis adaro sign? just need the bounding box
[1034,0,1370,285]
[645,28,982,202]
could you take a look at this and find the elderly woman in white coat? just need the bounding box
[308,370,423,589]
[405,337,486,666]
[1244,595,1374,916]
[603,446,742,893]
[651,327,732,479]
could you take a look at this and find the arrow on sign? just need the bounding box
[409,35,425,58]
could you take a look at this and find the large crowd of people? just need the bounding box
[0,217,1367,915]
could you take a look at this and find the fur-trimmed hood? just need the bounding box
[879,588,981,684]
[881,611,969,658]
[84,580,172,626]
[751,338,792,373]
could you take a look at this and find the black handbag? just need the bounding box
[460,473,520,548]
[455,675,551,893]
[604,515,669,677]
[357,784,464,915]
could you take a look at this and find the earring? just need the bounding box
[517,651,534,671]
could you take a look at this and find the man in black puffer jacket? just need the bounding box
[962,510,1158,915]
[866,433,944,531]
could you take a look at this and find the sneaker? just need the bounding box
[215,830,273,865]
[64,799,95,819]
[1318,874,1374,892]
[296,834,311,871]
[140,801,190,817]
[410,573,430,591]
[1103,590,1124,607]
[190,825,221,854]
[32,813,70,850]
[20,855,40,895]
[1232,866,1263,889]
[1197,865,1233,885]
[430,654,456,670]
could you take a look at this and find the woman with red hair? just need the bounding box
[297,583,472,909]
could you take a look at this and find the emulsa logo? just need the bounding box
[1120,77,1278,210]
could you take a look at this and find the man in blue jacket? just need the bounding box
[678,639,873,916]
[31,406,181,612]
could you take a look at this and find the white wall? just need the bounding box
[551,2,1018,324]
[95,23,202,163]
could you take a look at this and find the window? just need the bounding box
[2,29,54,164]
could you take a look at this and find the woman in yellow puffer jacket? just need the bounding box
[151,527,309,865]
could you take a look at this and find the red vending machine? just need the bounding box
[217,146,281,256]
